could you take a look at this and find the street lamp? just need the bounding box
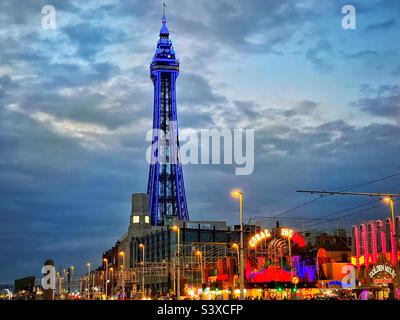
[232,243,240,289]
[231,189,245,300]
[195,250,204,286]
[139,244,145,299]
[384,197,397,237]
[109,267,114,298]
[86,262,91,299]
[119,251,125,299]
[172,225,181,299]
[103,258,108,300]
[281,227,294,281]
[70,265,75,293]
[57,272,62,297]
[383,197,398,299]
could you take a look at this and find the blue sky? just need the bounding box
[0,0,399,282]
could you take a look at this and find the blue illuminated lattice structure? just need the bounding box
[147,14,189,226]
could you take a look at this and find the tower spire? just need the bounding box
[162,0,167,20]
[160,0,169,36]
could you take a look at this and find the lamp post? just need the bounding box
[384,197,398,299]
[281,228,294,281]
[119,251,125,299]
[103,258,108,300]
[57,272,62,298]
[70,266,74,292]
[139,244,145,299]
[231,189,245,300]
[195,250,204,286]
[232,243,240,289]
[109,267,114,298]
[172,226,181,299]
[86,262,91,299]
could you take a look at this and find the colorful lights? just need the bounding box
[377,220,386,254]
[369,222,377,264]
[249,227,306,249]
[281,228,294,239]
[361,224,369,268]
[353,226,360,268]
[249,229,272,248]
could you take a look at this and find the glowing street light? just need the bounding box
[232,243,240,289]
[86,262,91,300]
[231,189,244,300]
[118,251,125,299]
[139,244,145,299]
[171,226,181,299]
[383,197,397,236]
[103,258,108,300]
[195,250,204,285]
[281,227,294,280]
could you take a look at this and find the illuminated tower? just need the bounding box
[147,13,189,226]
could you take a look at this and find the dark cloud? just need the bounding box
[366,18,396,31]
[354,85,400,120]
[179,73,226,105]
[392,65,400,77]
[63,23,127,60]
[345,50,379,59]
[306,45,333,73]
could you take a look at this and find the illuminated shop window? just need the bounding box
[145,216,150,224]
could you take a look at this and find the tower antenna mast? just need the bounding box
[163,0,167,18]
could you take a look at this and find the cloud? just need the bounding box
[354,85,400,122]
[392,65,400,77]
[63,22,127,60]
[366,18,396,31]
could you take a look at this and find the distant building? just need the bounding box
[301,228,350,248]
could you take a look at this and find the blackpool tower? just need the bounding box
[147,12,189,226]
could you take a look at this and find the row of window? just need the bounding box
[132,215,150,224]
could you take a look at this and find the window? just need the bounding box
[132,216,139,224]
[145,216,150,224]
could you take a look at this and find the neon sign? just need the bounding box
[249,229,272,248]
[281,228,294,238]
[369,264,396,280]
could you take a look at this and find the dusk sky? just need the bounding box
[1,0,399,283]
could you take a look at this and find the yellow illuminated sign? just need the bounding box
[249,229,272,248]
[281,227,294,239]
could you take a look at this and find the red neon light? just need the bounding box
[216,274,228,281]
[361,224,369,268]
[247,265,292,283]
[389,219,397,267]
[370,221,377,264]
[291,232,306,248]
[377,220,386,254]
[353,226,360,268]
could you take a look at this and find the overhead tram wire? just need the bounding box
[297,198,400,232]
[288,199,380,230]
[251,200,381,230]
[266,171,400,220]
